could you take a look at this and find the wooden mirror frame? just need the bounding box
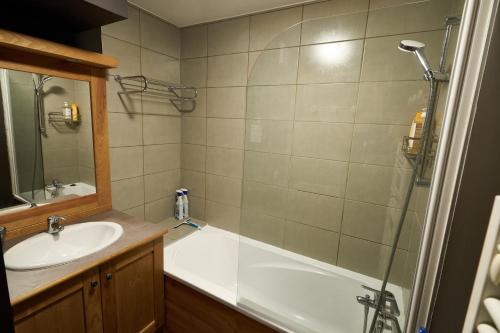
[0,29,117,240]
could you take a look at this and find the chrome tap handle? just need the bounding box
[361,285,400,316]
[47,216,65,234]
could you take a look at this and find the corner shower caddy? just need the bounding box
[112,74,198,112]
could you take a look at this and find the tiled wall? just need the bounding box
[101,5,182,222]
[179,0,463,289]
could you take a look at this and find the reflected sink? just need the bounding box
[4,222,123,270]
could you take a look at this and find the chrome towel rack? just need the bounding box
[112,74,197,112]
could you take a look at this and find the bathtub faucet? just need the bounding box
[356,285,401,333]
[173,218,202,230]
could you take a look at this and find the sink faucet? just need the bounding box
[47,216,65,234]
[356,285,402,333]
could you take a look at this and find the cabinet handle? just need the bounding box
[90,281,98,288]
[106,273,113,280]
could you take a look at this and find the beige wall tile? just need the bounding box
[206,146,244,179]
[289,157,348,197]
[303,0,369,19]
[298,40,363,83]
[145,169,180,202]
[106,78,142,114]
[145,196,175,222]
[181,58,208,87]
[181,144,206,172]
[248,48,299,85]
[361,30,443,81]
[207,118,245,149]
[110,146,143,181]
[102,36,140,75]
[293,122,353,161]
[205,200,240,233]
[295,83,357,123]
[206,87,246,118]
[181,117,206,145]
[144,144,181,174]
[366,0,455,37]
[301,12,367,45]
[102,5,140,45]
[140,11,180,58]
[182,88,207,117]
[342,200,412,249]
[284,222,339,264]
[208,17,249,56]
[246,85,296,120]
[286,190,343,232]
[356,81,428,124]
[245,120,292,154]
[181,24,207,59]
[346,163,413,208]
[141,96,178,117]
[243,151,289,187]
[206,174,242,207]
[249,7,302,51]
[108,113,143,147]
[350,124,411,168]
[242,181,287,218]
[141,48,180,83]
[188,195,206,220]
[143,115,181,144]
[207,53,248,87]
[241,209,285,246]
[123,205,145,219]
[181,170,206,198]
[337,235,407,283]
[111,176,144,211]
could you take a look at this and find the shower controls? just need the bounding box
[357,285,402,333]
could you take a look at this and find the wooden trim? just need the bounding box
[100,262,117,333]
[139,321,156,333]
[0,53,113,239]
[0,29,117,68]
[153,238,165,330]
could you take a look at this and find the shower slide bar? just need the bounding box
[112,74,198,112]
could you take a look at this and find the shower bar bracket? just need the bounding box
[112,74,198,112]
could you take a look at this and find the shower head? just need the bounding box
[398,40,433,78]
[32,74,52,91]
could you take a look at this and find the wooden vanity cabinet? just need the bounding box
[12,238,164,333]
[13,269,102,333]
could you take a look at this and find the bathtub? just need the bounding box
[164,225,405,333]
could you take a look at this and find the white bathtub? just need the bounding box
[164,225,405,333]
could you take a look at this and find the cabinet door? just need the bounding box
[101,239,164,333]
[14,269,103,333]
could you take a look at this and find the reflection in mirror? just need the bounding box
[0,69,96,212]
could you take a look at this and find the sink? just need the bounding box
[4,221,123,270]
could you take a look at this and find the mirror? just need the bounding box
[0,69,96,212]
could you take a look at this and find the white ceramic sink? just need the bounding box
[4,222,123,270]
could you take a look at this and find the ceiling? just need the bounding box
[129,0,314,27]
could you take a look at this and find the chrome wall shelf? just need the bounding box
[402,134,438,186]
[48,112,80,128]
[112,74,197,112]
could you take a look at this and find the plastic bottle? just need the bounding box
[63,102,72,120]
[181,188,189,218]
[175,190,184,220]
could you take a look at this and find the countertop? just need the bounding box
[6,210,168,306]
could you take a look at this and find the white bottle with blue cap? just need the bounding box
[175,190,184,220]
[180,188,189,218]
